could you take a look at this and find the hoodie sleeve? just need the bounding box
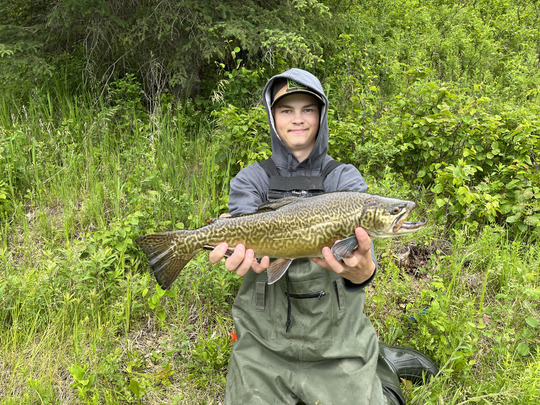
[228,163,270,216]
[323,163,368,192]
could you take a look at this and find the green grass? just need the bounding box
[0,87,538,404]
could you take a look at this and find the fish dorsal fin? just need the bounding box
[257,196,300,211]
[205,215,236,224]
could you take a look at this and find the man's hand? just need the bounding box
[311,227,375,285]
[208,214,270,277]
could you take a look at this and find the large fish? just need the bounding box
[136,191,427,289]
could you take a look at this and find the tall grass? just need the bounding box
[0,84,239,404]
[0,84,539,404]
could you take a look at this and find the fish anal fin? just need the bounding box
[331,235,358,261]
[267,258,293,284]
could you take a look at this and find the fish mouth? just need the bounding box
[392,210,427,233]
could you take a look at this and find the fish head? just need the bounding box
[359,195,427,238]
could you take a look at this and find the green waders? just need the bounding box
[224,259,386,405]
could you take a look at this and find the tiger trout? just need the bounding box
[136,191,427,289]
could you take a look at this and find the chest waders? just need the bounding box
[224,158,404,404]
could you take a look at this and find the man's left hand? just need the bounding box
[311,227,375,285]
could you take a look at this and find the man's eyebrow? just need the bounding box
[275,103,318,109]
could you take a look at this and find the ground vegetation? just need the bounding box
[0,1,539,403]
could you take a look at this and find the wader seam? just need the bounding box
[256,281,266,311]
[285,272,292,332]
[334,280,346,311]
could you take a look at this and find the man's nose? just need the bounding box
[292,111,304,123]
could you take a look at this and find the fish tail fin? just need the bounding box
[136,231,199,289]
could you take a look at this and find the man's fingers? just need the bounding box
[225,244,246,271]
[234,248,255,276]
[355,227,372,252]
[251,256,270,273]
[321,246,345,274]
[209,242,270,277]
[209,242,229,264]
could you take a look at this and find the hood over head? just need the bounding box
[262,68,329,174]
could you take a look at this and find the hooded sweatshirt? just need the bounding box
[228,68,368,216]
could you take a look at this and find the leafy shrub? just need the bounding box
[351,81,539,235]
[212,104,271,176]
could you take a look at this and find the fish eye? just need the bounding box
[391,207,401,215]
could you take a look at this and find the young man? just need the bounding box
[210,68,437,404]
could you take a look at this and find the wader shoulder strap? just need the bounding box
[258,158,280,176]
[320,159,344,178]
[259,157,345,200]
[259,157,345,181]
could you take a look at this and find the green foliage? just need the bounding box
[0,128,31,204]
[185,332,232,388]
[106,73,147,123]
[370,225,540,404]
[1,1,540,403]
[212,104,271,175]
[517,317,540,357]
[0,0,339,103]
[145,284,176,323]
[69,363,97,400]
[213,56,267,109]
[347,80,540,235]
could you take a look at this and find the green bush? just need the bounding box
[347,81,540,235]
[212,104,271,176]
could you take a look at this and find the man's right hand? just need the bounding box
[208,214,270,277]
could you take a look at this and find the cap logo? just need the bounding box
[285,79,308,93]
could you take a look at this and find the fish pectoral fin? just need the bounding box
[331,235,358,261]
[267,258,293,284]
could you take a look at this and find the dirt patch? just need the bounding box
[394,239,451,276]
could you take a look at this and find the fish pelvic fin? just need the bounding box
[267,258,293,284]
[136,231,199,290]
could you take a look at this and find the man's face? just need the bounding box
[272,93,320,161]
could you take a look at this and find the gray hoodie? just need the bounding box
[228,68,368,215]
